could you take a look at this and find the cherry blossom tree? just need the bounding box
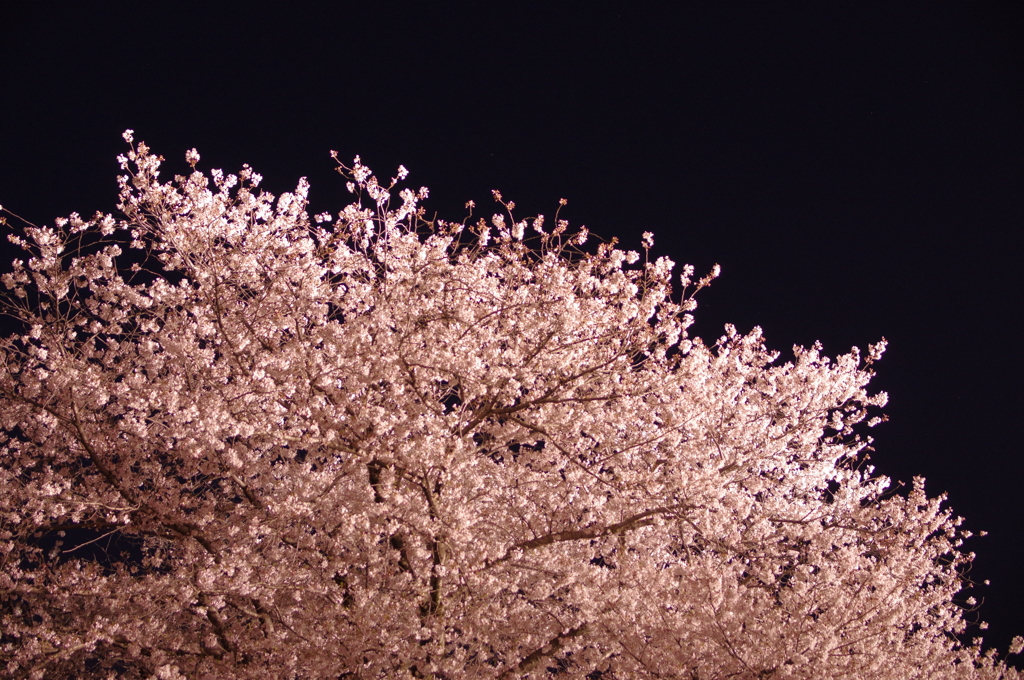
[1,132,1020,679]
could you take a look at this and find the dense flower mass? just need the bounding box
[0,134,1019,679]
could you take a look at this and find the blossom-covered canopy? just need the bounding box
[1,134,1019,678]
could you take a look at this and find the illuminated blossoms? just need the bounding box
[0,134,1019,678]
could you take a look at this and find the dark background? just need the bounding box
[2,1,1021,658]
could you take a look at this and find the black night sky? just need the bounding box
[2,1,1021,656]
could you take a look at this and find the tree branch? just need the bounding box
[485,507,674,569]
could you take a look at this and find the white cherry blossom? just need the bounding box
[0,136,1019,679]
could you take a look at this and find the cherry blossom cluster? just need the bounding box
[0,134,1019,678]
